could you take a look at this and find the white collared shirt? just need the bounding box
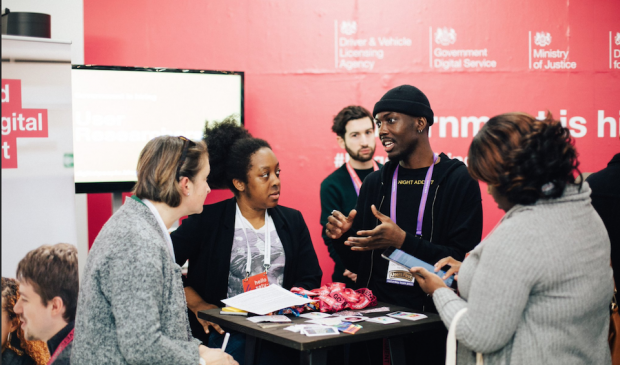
[142,199,176,262]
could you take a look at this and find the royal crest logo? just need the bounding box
[434,27,456,46]
[615,32,620,46]
[340,21,357,36]
[534,32,552,47]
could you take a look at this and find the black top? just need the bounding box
[1,333,36,365]
[587,153,620,284]
[171,198,322,341]
[47,321,74,365]
[320,163,382,283]
[333,153,483,310]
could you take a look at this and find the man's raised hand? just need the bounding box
[325,209,357,239]
[345,205,406,251]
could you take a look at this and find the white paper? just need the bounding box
[304,317,343,326]
[246,315,291,323]
[221,285,314,315]
[366,316,400,324]
[284,325,306,333]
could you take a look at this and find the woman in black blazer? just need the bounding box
[172,117,322,365]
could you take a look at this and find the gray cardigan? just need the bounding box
[71,198,201,365]
[433,183,613,365]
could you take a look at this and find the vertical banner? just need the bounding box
[1,79,49,168]
[1,36,78,278]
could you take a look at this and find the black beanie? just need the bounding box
[373,85,434,126]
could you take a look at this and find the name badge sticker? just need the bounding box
[386,261,415,286]
[243,272,269,292]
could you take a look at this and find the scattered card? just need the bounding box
[365,316,400,324]
[303,326,340,336]
[333,310,362,317]
[340,316,368,323]
[334,322,353,331]
[305,317,343,326]
[299,312,332,319]
[343,324,362,334]
[387,311,428,321]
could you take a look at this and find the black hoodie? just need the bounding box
[333,153,483,310]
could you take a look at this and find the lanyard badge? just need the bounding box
[387,154,438,286]
[243,272,269,292]
[47,329,74,365]
[346,160,380,196]
[237,205,271,292]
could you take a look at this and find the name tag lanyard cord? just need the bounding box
[390,153,437,236]
[346,160,380,196]
[236,205,270,279]
[47,329,74,365]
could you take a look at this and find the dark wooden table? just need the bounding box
[198,301,443,365]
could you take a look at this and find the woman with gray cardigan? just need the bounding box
[411,113,613,364]
[71,136,237,365]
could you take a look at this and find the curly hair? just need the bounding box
[468,112,580,206]
[203,115,271,193]
[332,105,374,139]
[1,277,50,365]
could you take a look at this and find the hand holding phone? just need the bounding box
[434,256,461,281]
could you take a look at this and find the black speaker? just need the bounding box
[1,9,51,38]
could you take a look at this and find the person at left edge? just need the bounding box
[320,105,382,286]
[13,244,78,365]
[171,116,322,364]
[2,277,50,365]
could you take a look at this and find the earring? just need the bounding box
[417,129,422,134]
[7,331,11,345]
[187,193,190,196]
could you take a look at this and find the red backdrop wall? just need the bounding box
[84,0,620,285]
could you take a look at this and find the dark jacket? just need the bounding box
[172,198,322,337]
[47,321,74,365]
[1,333,37,365]
[333,153,483,310]
[320,163,382,284]
[587,153,620,284]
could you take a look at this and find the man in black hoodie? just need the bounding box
[326,85,482,363]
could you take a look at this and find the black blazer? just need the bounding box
[172,197,323,308]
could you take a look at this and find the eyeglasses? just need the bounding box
[176,136,196,181]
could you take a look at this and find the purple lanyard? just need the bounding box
[390,153,438,236]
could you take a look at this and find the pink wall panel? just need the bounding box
[84,0,620,284]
